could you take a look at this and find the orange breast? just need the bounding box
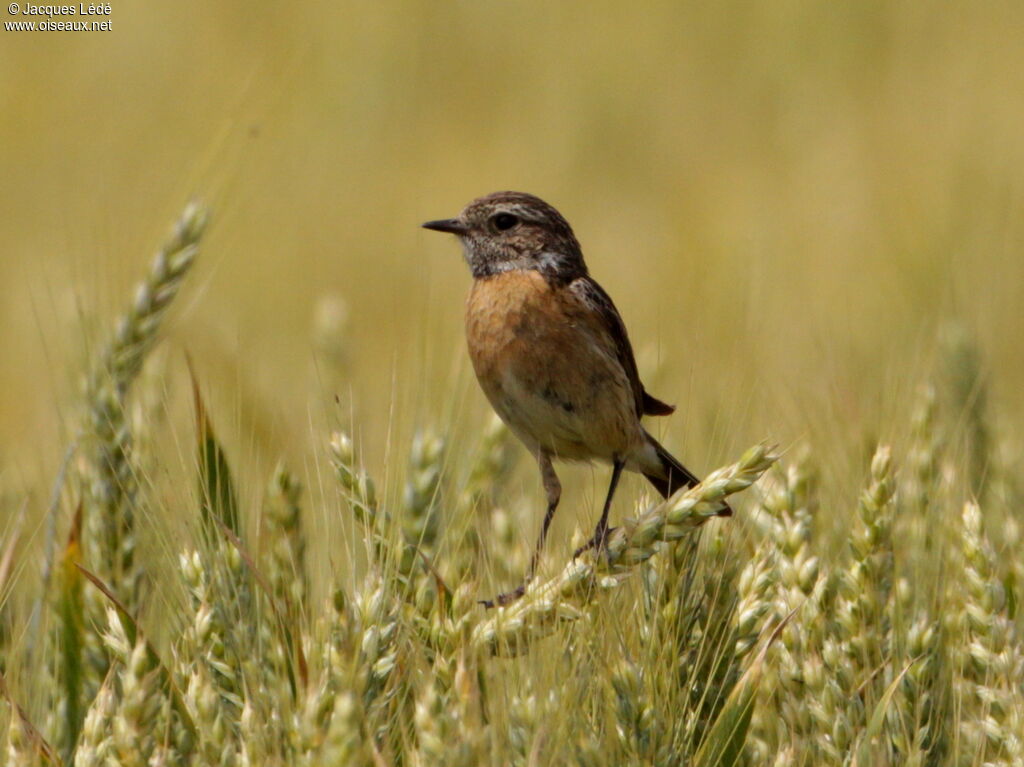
[465,270,558,386]
[464,270,642,461]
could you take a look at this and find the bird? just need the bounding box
[423,191,729,606]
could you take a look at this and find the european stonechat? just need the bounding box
[424,191,729,606]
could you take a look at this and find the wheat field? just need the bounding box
[2,1,1024,765]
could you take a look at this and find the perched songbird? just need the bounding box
[423,191,728,606]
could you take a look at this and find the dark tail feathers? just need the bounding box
[643,435,733,517]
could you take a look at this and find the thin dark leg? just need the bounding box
[481,451,560,609]
[528,452,561,578]
[574,458,625,558]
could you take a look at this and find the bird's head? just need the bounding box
[423,191,586,282]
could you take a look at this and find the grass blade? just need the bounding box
[56,503,84,762]
[216,519,309,695]
[853,658,919,767]
[0,672,61,765]
[187,359,240,539]
[693,608,796,767]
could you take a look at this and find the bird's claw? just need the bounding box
[479,584,526,609]
[572,525,616,560]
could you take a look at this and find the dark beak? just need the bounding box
[421,218,467,235]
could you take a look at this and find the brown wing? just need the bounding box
[568,276,674,418]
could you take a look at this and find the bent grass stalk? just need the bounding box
[471,444,777,656]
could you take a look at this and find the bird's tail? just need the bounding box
[642,433,733,517]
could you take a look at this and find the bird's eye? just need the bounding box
[492,213,519,231]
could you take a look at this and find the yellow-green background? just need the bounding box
[2,0,1022,523]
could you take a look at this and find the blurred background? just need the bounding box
[2,0,1022,528]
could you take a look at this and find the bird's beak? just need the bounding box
[421,218,467,235]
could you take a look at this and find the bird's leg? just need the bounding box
[528,451,562,578]
[574,458,625,558]
[481,451,560,609]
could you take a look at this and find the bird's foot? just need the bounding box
[479,584,526,609]
[573,525,617,560]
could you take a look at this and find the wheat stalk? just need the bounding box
[471,443,777,656]
[85,200,208,598]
